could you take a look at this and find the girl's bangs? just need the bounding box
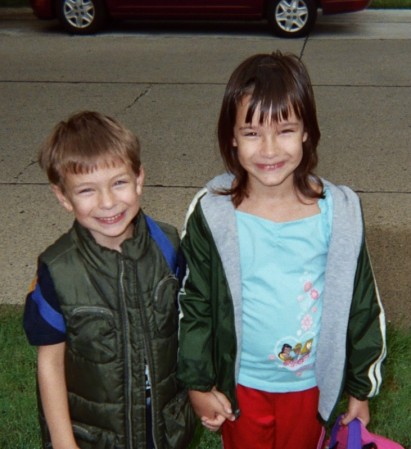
[244,80,303,124]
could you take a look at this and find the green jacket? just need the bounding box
[177,174,386,422]
[39,211,195,449]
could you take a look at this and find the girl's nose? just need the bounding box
[260,136,278,157]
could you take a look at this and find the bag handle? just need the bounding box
[329,415,362,449]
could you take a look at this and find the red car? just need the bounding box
[29,0,372,38]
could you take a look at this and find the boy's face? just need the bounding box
[52,162,144,252]
[232,95,307,196]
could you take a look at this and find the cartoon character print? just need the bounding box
[278,344,293,361]
[275,338,313,368]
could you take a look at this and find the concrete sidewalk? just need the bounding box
[0,8,410,327]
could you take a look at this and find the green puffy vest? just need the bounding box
[38,212,195,449]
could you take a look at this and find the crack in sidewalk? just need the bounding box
[125,85,152,110]
[13,160,37,181]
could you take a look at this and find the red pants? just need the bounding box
[221,384,325,449]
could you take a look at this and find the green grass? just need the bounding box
[0,305,40,449]
[1,304,410,449]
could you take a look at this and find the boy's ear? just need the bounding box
[51,184,73,212]
[135,166,145,196]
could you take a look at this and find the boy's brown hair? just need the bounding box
[217,51,323,206]
[39,111,141,189]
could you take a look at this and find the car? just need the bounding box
[29,0,372,38]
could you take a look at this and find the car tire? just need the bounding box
[57,0,108,35]
[266,0,317,38]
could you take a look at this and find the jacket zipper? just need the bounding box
[119,259,134,449]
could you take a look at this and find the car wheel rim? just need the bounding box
[63,0,95,29]
[275,0,309,33]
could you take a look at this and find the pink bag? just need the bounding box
[326,415,405,449]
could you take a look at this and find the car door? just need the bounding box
[106,0,262,18]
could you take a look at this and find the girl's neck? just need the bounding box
[237,184,320,223]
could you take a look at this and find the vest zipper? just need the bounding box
[119,259,134,449]
[135,266,158,449]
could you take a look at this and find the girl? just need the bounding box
[177,51,386,449]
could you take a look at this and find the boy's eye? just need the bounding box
[114,179,128,186]
[77,188,93,194]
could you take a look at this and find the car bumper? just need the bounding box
[322,0,372,15]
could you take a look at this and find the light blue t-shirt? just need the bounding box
[236,190,332,392]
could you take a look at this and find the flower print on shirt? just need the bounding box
[299,273,321,304]
[296,274,321,332]
[301,314,313,331]
[268,274,323,376]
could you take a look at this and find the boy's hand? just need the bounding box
[188,388,235,432]
[341,396,370,426]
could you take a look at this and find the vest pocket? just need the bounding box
[67,307,117,364]
[162,389,196,449]
[153,275,179,337]
[72,422,117,449]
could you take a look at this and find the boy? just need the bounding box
[23,111,194,449]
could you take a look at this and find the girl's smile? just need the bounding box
[256,161,286,171]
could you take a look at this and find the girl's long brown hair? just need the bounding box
[217,51,323,207]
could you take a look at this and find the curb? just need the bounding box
[0,7,33,17]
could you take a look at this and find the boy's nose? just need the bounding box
[99,190,115,209]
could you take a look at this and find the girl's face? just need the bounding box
[232,95,307,197]
[52,162,144,252]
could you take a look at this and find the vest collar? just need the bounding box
[71,210,150,278]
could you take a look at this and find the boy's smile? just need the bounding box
[52,162,144,251]
[96,212,127,225]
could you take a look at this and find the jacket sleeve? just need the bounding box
[345,240,386,400]
[177,203,216,391]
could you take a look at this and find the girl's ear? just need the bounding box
[232,137,238,148]
[51,184,73,212]
[135,166,145,196]
[303,131,308,142]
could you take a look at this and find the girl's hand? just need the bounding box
[201,413,227,432]
[188,388,235,432]
[341,396,370,426]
